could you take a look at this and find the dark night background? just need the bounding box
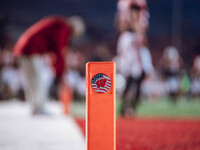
[0,0,200,67]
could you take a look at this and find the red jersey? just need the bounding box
[13,16,72,77]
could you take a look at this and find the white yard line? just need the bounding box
[0,100,85,150]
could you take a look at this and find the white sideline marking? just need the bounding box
[0,100,85,150]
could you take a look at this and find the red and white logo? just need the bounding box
[91,73,111,93]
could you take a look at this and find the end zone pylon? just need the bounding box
[86,62,116,150]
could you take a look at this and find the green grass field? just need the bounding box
[71,97,200,118]
[136,98,200,117]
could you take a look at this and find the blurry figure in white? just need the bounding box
[190,55,200,97]
[159,46,182,101]
[141,71,168,100]
[1,65,24,99]
[64,49,86,98]
[0,49,24,100]
[115,0,154,116]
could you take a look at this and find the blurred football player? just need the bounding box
[13,15,85,115]
[158,46,182,101]
[190,55,200,97]
[115,0,154,116]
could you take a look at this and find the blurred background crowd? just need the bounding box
[0,0,199,107]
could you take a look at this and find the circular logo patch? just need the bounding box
[91,73,111,93]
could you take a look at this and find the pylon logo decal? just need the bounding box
[91,73,111,93]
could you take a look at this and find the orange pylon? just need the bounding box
[59,83,73,114]
[86,62,116,150]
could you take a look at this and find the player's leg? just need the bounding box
[122,76,134,99]
[19,56,38,113]
[131,72,146,110]
[20,56,48,114]
[121,76,133,115]
[31,55,50,114]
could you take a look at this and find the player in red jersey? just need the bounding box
[13,15,85,115]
